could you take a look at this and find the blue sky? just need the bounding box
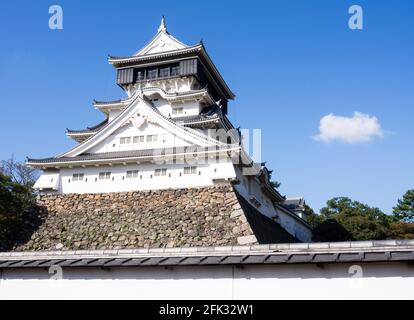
[0,0,413,214]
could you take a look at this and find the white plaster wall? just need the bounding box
[58,161,236,194]
[234,166,311,243]
[275,209,312,242]
[156,99,201,119]
[89,123,191,154]
[108,110,121,122]
[1,263,413,300]
[154,99,171,117]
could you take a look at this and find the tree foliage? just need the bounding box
[0,157,39,186]
[313,218,353,242]
[310,194,414,242]
[321,197,391,240]
[393,189,414,222]
[0,157,40,251]
[387,221,414,240]
[312,197,391,241]
[0,172,38,251]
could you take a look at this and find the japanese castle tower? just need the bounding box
[28,18,312,242]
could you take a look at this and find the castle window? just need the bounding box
[159,67,170,78]
[120,137,131,145]
[137,71,145,81]
[72,173,84,182]
[154,168,167,177]
[147,135,158,143]
[171,66,180,76]
[172,107,184,116]
[133,136,145,144]
[184,166,197,175]
[147,69,158,79]
[126,170,139,179]
[99,172,111,180]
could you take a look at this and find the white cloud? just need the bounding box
[313,112,384,144]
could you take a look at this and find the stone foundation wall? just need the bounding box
[16,184,298,252]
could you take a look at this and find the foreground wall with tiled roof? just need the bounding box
[15,184,297,252]
[2,241,414,299]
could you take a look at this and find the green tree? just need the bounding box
[307,212,324,230]
[393,190,414,222]
[0,156,39,186]
[388,221,414,240]
[302,204,323,229]
[313,219,352,242]
[0,172,37,251]
[315,197,391,241]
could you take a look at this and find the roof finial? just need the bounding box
[158,16,167,33]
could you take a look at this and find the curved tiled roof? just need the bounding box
[69,92,221,137]
[66,118,109,135]
[3,240,413,268]
[27,145,240,166]
[109,44,202,65]
[93,98,129,106]
[109,44,235,100]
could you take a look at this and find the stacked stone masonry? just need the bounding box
[16,184,297,252]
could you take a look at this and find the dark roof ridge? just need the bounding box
[67,118,109,134]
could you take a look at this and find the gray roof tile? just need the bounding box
[28,145,235,164]
[2,242,414,269]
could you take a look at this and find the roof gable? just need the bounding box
[134,18,188,57]
[58,94,229,158]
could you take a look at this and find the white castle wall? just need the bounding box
[58,161,236,194]
[89,122,191,154]
[155,99,201,118]
[234,166,312,243]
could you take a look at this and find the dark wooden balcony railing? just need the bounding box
[117,59,198,85]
